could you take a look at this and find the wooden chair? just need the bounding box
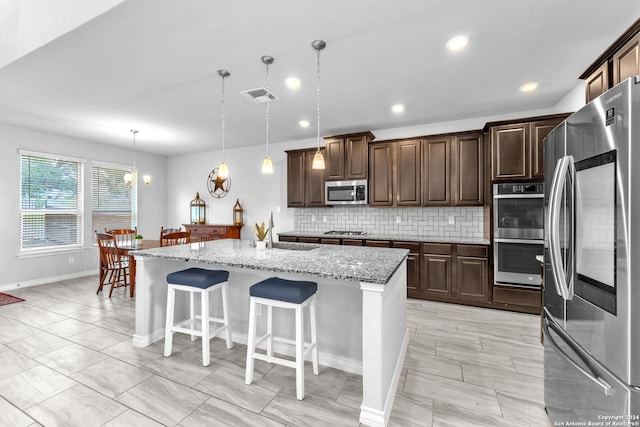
[160,226,181,241]
[106,228,137,247]
[160,231,191,247]
[96,233,131,297]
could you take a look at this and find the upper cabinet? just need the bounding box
[369,131,484,207]
[580,18,640,103]
[324,131,374,181]
[286,148,326,207]
[488,115,567,182]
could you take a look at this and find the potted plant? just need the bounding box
[135,234,143,247]
[253,222,269,250]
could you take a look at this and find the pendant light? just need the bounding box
[261,55,274,174]
[124,130,138,186]
[311,40,326,170]
[217,69,230,179]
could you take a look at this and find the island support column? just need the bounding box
[358,260,408,427]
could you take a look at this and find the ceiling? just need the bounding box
[0,0,638,156]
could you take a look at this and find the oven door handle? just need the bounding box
[548,155,573,300]
[493,194,544,199]
[493,238,544,245]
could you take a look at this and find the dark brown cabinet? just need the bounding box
[423,137,450,205]
[397,140,422,206]
[489,116,566,182]
[286,148,326,207]
[456,245,489,301]
[368,142,394,206]
[452,133,484,205]
[421,244,453,297]
[324,131,374,181]
[580,18,640,102]
[393,242,421,296]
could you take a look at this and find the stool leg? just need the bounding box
[201,289,210,367]
[221,282,233,349]
[266,304,273,361]
[190,291,197,342]
[310,295,319,375]
[245,297,257,385]
[295,304,304,400]
[164,286,175,357]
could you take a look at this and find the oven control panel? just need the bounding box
[494,182,543,195]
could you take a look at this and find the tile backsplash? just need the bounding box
[294,206,485,238]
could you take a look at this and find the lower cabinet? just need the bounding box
[393,242,421,296]
[420,243,489,303]
[183,224,242,241]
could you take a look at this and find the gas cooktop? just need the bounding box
[324,230,369,236]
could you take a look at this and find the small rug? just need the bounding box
[0,293,25,307]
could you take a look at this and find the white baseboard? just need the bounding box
[0,270,96,293]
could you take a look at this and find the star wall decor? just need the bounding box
[207,168,231,198]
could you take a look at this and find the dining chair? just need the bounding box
[160,231,191,247]
[160,226,181,241]
[106,228,137,247]
[96,232,131,297]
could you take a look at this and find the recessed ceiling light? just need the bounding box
[446,35,469,52]
[285,77,301,89]
[519,82,539,93]
[299,120,310,128]
[391,104,405,114]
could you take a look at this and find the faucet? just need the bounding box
[269,211,274,249]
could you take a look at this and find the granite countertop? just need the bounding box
[278,231,490,246]
[133,238,409,285]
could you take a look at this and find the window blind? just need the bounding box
[20,152,84,250]
[92,162,136,234]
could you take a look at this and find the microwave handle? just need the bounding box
[548,155,573,300]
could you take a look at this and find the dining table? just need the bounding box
[99,239,161,297]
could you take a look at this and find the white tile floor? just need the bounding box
[0,276,551,426]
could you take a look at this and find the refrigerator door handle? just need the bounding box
[548,155,573,300]
[544,316,613,396]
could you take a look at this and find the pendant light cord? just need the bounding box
[316,46,321,151]
[265,60,270,156]
[131,130,138,170]
[221,73,226,161]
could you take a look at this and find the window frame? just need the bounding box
[19,149,85,255]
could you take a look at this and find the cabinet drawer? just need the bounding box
[365,240,391,248]
[298,237,320,244]
[320,238,341,245]
[343,239,363,246]
[279,236,297,243]
[457,245,488,258]
[393,241,420,254]
[423,243,452,255]
[493,286,541,309]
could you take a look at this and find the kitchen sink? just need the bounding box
[272,242,319,251]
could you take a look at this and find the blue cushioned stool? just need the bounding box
[164,267,232,366]
[245,277,319,400]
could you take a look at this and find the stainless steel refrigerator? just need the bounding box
[544,76,640,422]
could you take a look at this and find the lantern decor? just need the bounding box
[190,192,206,224]
[233,198,244,226]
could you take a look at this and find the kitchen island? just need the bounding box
[131,239,409,427]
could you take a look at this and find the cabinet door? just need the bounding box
[396,140,421,206]
[324,138,345,181]
[393,242,421,297]
[530,119,562,180]
[421,253,453,296]
[585,62,610,103]
[365,240,391,248]
[423,137,450,205]
[491,124,528,181]
[452,133,483,206]
[345,134,368,180]
[369,143,395,206]
[287,151,305,207]
[456,256,488,301]
[613,32,640,86]
[305,149,326,206]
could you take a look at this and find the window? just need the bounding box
[92,162,137,234]
[20,151,84,251]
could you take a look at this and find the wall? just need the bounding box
[0,122,166,290]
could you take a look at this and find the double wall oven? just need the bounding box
[493,182,544,288]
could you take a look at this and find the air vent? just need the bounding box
[240,87,279,104]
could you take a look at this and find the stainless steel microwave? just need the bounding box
[325,180,368,205]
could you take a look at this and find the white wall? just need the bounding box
[0,122,167,290]
[552,81,586,113]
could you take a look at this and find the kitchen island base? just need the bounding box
[132,253,407,427]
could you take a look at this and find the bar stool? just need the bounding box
[245,277,319,400]
[164,267,232,366]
